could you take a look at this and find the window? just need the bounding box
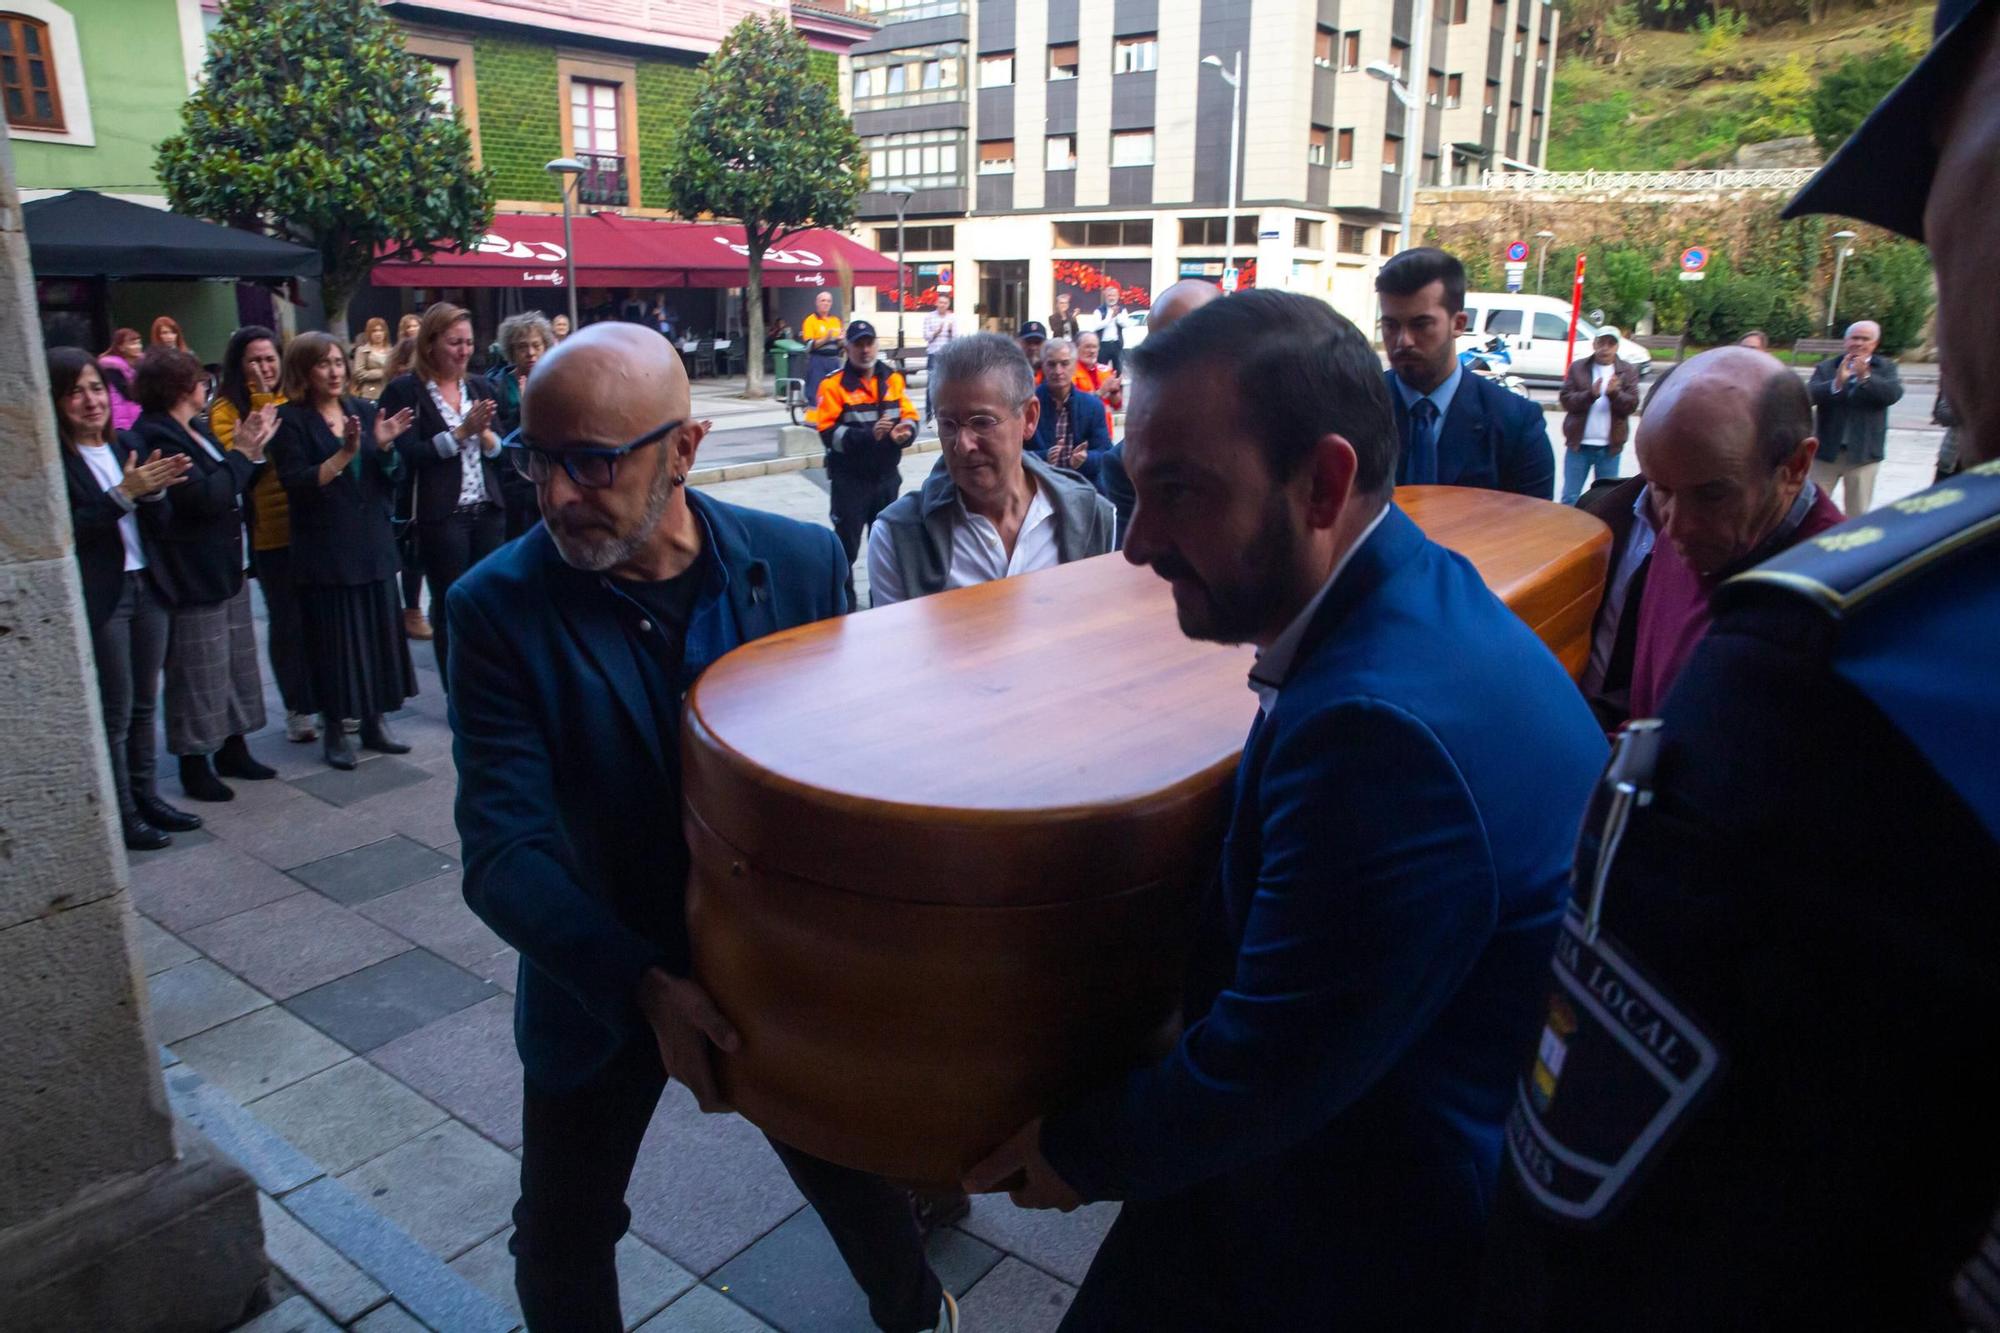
[1048,43,1079,80]
[1341,31,1361,71]
[1427,71,1443,106]
[1446,74,1463,108]
[876,224,956,251]
[1054,219,1154,247]
[865,128,965,191]
[1381,228,1400,256]
[1295,218,1324,249]
[1390,39,1409,79]
[1485,79,1500,115]
[1179,216,1256,246]
[1515,35,1526,55]
[1,13,64,132]
[853,44,966,108]
[979,51,1014,87]
[1045,134,1076,171]
[1114,34,1157,74]
[1338,224,1368,254]
[1110,130,1155,167]
[1531,112,1545,145]
[1508,101,1521,135]
[1533,312,1570,341]
[977,138,1015,174]
[427,59,458,115]
[1314,26,1334,68]
[570,78,620,153]
[1308,125,1330,167]
[1485,309,1523,336]
[1538,38,1550,68]
[856,0,968,18]
[1383,134,1402,174]
[1336,127,1355,168]
[1452,0,1470,20]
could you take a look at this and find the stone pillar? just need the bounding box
[0,136,264,1329]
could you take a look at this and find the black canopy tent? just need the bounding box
[22,190,320,280]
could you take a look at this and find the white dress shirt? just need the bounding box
[1246,504,1391,713]
[867,475,1059,607]
[78,443,147,571]
[1581,361,1617,448]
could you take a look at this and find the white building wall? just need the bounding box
[1073,3,1114,206]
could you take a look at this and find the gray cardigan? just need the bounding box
[869,451,1116,607]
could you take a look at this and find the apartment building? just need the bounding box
[850,0,1556,333]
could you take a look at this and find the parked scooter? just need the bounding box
[1459,335,1530,398]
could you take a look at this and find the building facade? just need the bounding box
[849,0,1557,335]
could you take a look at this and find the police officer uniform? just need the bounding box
[807,319,918,599]
[1480,5,2000,1321]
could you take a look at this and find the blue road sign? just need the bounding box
[1680,247,1709,271]
[1507,241,1530,262]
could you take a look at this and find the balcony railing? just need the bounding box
[1474,167,1818,193]
[576,152,629,208]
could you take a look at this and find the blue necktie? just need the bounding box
[1405,398,1439,485]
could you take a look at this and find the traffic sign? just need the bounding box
[1506,241,1530,262]
[1221,267,1240,293]
[1503,259,1527,293]
[1680,246,1708,272]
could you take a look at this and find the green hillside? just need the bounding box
[1548,3,1932,171]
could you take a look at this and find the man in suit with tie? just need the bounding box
[965,290,1605,1329]
[1377,248,1555,499]
[450,324,959,1333]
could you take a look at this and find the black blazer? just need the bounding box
[61,434,171,632]
[270,399,406,588]
[131,410,258,608]
[379,372,502,524]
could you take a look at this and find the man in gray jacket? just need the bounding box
[1806,319,1905,515]
[867,333,1115,608]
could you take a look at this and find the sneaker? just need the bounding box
[404,607,433,641]
[285,711,318,743]
[934,1290,959,1333]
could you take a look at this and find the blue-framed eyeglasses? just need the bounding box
[502,420,685,489]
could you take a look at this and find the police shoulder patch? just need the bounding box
[1719,464,2000,619]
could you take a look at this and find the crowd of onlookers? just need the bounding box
[52,302,568,851]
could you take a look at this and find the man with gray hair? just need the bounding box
[867,332,1114,607]
[1806,318,1904,515]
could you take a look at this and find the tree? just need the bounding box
[156,0,493,336]
[1833,240,1936,355]
[1809,44,1920,154]
[662,15,865,398]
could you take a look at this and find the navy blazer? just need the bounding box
[1388,369,1555,500]
[1031,384,1111,483]
[448,491,848,1092]
[1041,505,1606,1328]
[132,410,258,609]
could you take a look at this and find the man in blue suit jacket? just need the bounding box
[451,326,957,1333]
[967,291,1604,1329]
[1030,338,1112,483]
[1378,247,1555,499]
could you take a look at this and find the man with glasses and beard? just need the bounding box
[448,324,961,1333]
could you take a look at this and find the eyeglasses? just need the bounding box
[502,420,684,489]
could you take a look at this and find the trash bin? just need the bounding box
[770,338,806,384]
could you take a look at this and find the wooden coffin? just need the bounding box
[682,486,1609,1187]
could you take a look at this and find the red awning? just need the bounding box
[371,213,898,290]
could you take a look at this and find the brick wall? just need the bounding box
[471,32,563,204]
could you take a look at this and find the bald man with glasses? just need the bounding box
[452,324,961,1333]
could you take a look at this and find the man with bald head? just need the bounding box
[1093,279,1221,533]
[1806,317,1904,514]
[1577,346,1843,726]
[449,324,959,1332]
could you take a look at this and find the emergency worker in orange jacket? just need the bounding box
[809,319,919,601]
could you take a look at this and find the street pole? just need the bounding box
[1225,50,1242,282]
[560,179,578,330]
[1402,0,1430,255]
[1826,230,1857,335]
[896,207,908,353]
[1535,230,1554,295]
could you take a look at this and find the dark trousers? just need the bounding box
[91,572,169,816]
[512,1041,941,1333]
[418,504,505,686]
[828,465,903,607]
[252,545,312,715]
[1101,340,1124,375]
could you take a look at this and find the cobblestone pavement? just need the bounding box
[140,386,1944,1332]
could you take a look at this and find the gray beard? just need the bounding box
[545,451,676,572]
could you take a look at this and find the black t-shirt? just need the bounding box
[613,564,704,686]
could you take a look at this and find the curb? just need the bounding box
[691,437,945,486]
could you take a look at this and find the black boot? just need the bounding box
[134,792,202,833]
[179,754,235,802]
[214,734,276,780]
[359,715,411,755]
[120,812,171,852]
[320,715,357,771]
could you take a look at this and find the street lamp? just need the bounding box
[545,157,586,329]
[1826,229,1858,336]
[1201,52,1243,286]
[1534,229,1555,295]
[1359,0,1430,257]
[885,183,916,353]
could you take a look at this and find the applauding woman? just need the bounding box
[268,333,418,770]
[378,303,501,685]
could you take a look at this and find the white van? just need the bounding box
[1458,292,1654,384]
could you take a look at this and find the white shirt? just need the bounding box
[1246,504,1391,713]
[426,379,490,506]
[78,443,146,571]
[866,476,1059,607]
[1581,361,1617,448]
[921,310,957,354]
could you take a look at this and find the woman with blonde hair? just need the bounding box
[267,333,417,769]
[397,312,421,344]
[378,303,501,684]
[351,317,394,399]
